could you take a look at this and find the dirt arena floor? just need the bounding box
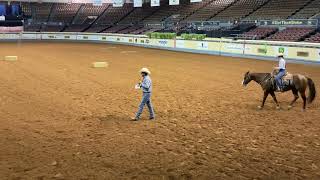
[0,42,319,180]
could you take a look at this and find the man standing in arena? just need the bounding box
[132,68,155,121]
[274,53,286,91]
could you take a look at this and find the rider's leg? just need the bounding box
[135,93,148,120]
[275,70,286,90]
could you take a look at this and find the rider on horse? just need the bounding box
[274,53,286,91]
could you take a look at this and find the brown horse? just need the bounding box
[242,71,316,110]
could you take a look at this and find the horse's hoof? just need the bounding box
[276,106,281,110]
[288,105,293,110]
[257,106,263,110]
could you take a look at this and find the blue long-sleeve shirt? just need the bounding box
[141,75,152,93]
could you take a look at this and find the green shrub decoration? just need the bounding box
[181,33,206,40]
[146,32,177,39]
[146,32,206,40]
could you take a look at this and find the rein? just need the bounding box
[255,73,272,85]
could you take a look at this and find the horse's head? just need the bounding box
[242,71,252,87]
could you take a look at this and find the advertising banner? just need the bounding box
[113,0,124,7]
[133,0,142,7]
[151,0,160,7]
[169,0,179,5]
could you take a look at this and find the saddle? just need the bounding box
[283,72,293,81]
[272,69,293,81]
[272,69,293,90]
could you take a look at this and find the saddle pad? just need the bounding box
[283,72,293,80]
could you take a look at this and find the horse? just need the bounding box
[242,71,316,110]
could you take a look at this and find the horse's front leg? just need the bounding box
[270,91,280,110]
[258,91,269,109]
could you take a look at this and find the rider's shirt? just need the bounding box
[141,75,152,93]
[279,57,286,70]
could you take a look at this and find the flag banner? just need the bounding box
[134,0,143,7]
[151,0,160,7]
[93,0,102,6]
[169,0,179,5]
[190,0,202,2]
[113,0,124,7]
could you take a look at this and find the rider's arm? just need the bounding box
[141,78,151,89]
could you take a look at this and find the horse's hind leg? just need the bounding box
[270,91,280,110]
[288,89,299,109]
[299,91,307,110]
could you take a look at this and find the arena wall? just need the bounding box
[1,32,320,64]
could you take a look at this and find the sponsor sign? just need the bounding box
[151,0,160,7]
[106,36,117,41]
[259,19,318,26]
[93,0,102,6]
[0,33,20,39]
[22,33,37,39]
[273,46,288,57]
[134,0,142,7]
[158,40,169,47]
[113,0,124,7]
[76,35,99,41]
[169,0,179,5]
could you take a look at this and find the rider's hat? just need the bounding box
[140,67,151,75]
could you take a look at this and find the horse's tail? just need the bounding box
[307,77,316,103]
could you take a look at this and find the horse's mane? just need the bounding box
[249,72,273,86]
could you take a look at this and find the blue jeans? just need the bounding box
[275,69,286,89]
[135,92,155,119]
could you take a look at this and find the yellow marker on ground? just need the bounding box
[4,56,18,61]
[92,62,108,68]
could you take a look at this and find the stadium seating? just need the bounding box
[21,2,53,31]
[183,0,236,22]
[118,25,144,34]
[63,4,108,32]
[242,27,278,40]
[40,25,64,32]
[118,5,158,25]
[85,24,111,33]
[102,25,130,33]
[211,0,270,21]
[266,27,315,42]
[245,0,310,20]
[24,24,41,32]
[305,32,320,43]
[14,0,320,41]
[85,4,134,32]
[290,0,320,19]
[127,26,163,34]
[142,0,204,23]
[49,3,82,24]
[64,24,87,32]
[32,3,53,22]
[21,3,32,17]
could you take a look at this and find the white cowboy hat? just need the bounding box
[140,67,151,75]
[277,53,284,57]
